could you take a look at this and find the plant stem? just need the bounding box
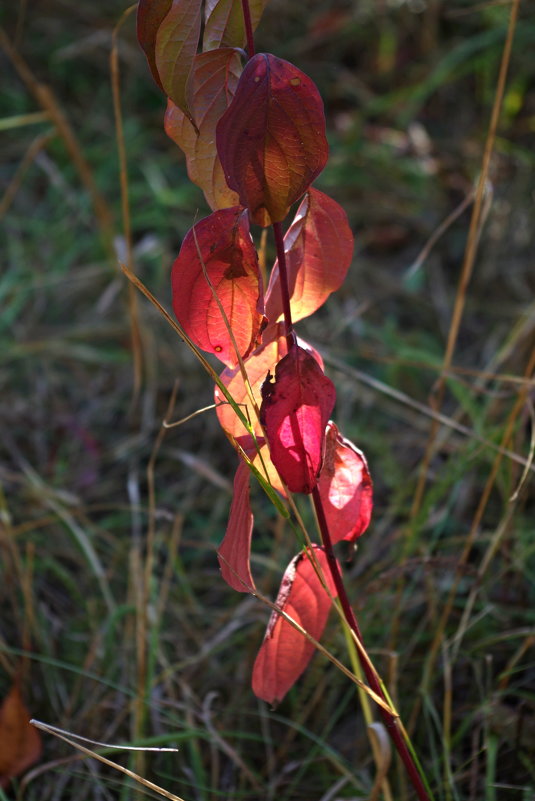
[273,207,431,796]
[311,485,433,801]
[241,0,256,58]
[272,221,295,351]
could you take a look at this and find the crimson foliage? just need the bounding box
[137,0,372,704]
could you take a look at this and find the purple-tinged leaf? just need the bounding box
[216,53,328,226]
[137,0,173,92]
[154,0,202,122]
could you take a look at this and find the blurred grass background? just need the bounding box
[1,0,534,799]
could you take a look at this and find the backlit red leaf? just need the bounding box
[265,188,355,323]
[252,545,338,705]
[260,346,335,494]
[154,0,202,121]
[137,0,173,92]
[203,0,268,52]
[215,328,324,441]
[0,684,41,788]
[317,422,373,544]
[164,48,242,209]
[171,207,264,367]
[216,53,328,226]
[218,461,256,592]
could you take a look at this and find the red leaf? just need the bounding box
[154,0,202,121]
[216,53,328,226]
[252,545,338,705]
[137,0,173,92]
[203,0,268,52]
[265,188,354,324]
[164,48,242,210]
[172,207,264,367]
[260,346,335,494]
[317,422,373,544]
[0,684,41,788]
[218,461,256,592]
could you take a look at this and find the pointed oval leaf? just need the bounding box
[137,0,173,92]
[252,545,338,705]
[216,53,328,226]
[317,422,373,545]
[215,332,324,496]
[171,207,264,367]
[218,461,256,592]
[260,346,336,494]
[0,685,42,788]
[215,328,324,443]
[154,0,202,121]
[265,188,355,323]
[164,48,242,209]
[203,0,268,51]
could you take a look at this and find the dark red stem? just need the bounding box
[272,212,430,797]
[241,0,256,58]
[272,221,295,351]
[311,485,432,801]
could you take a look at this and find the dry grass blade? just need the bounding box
[111,3,144,405]
[0,27,114,243]
[367,722,392,801]
[29,721,178,752]
[325,353,534,472]
[0,129,55,219]
[30,720,187,801]
[410,0,522,522]
[410,342,535,731]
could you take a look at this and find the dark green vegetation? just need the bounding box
[1,1,534,799]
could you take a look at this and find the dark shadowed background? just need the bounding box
[1,1,534,799]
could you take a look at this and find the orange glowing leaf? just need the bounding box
[164,48,242,210]
[252,545,338,705]
[265,188,354,323]
[171,207,264,367]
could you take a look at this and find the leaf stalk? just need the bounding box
[272,221,296,351]
[241,0,256,58]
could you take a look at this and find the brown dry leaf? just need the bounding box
[0,684,42,788]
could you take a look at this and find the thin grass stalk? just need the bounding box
[111,3,144,406]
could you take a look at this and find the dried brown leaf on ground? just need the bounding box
[0,683,42,788]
